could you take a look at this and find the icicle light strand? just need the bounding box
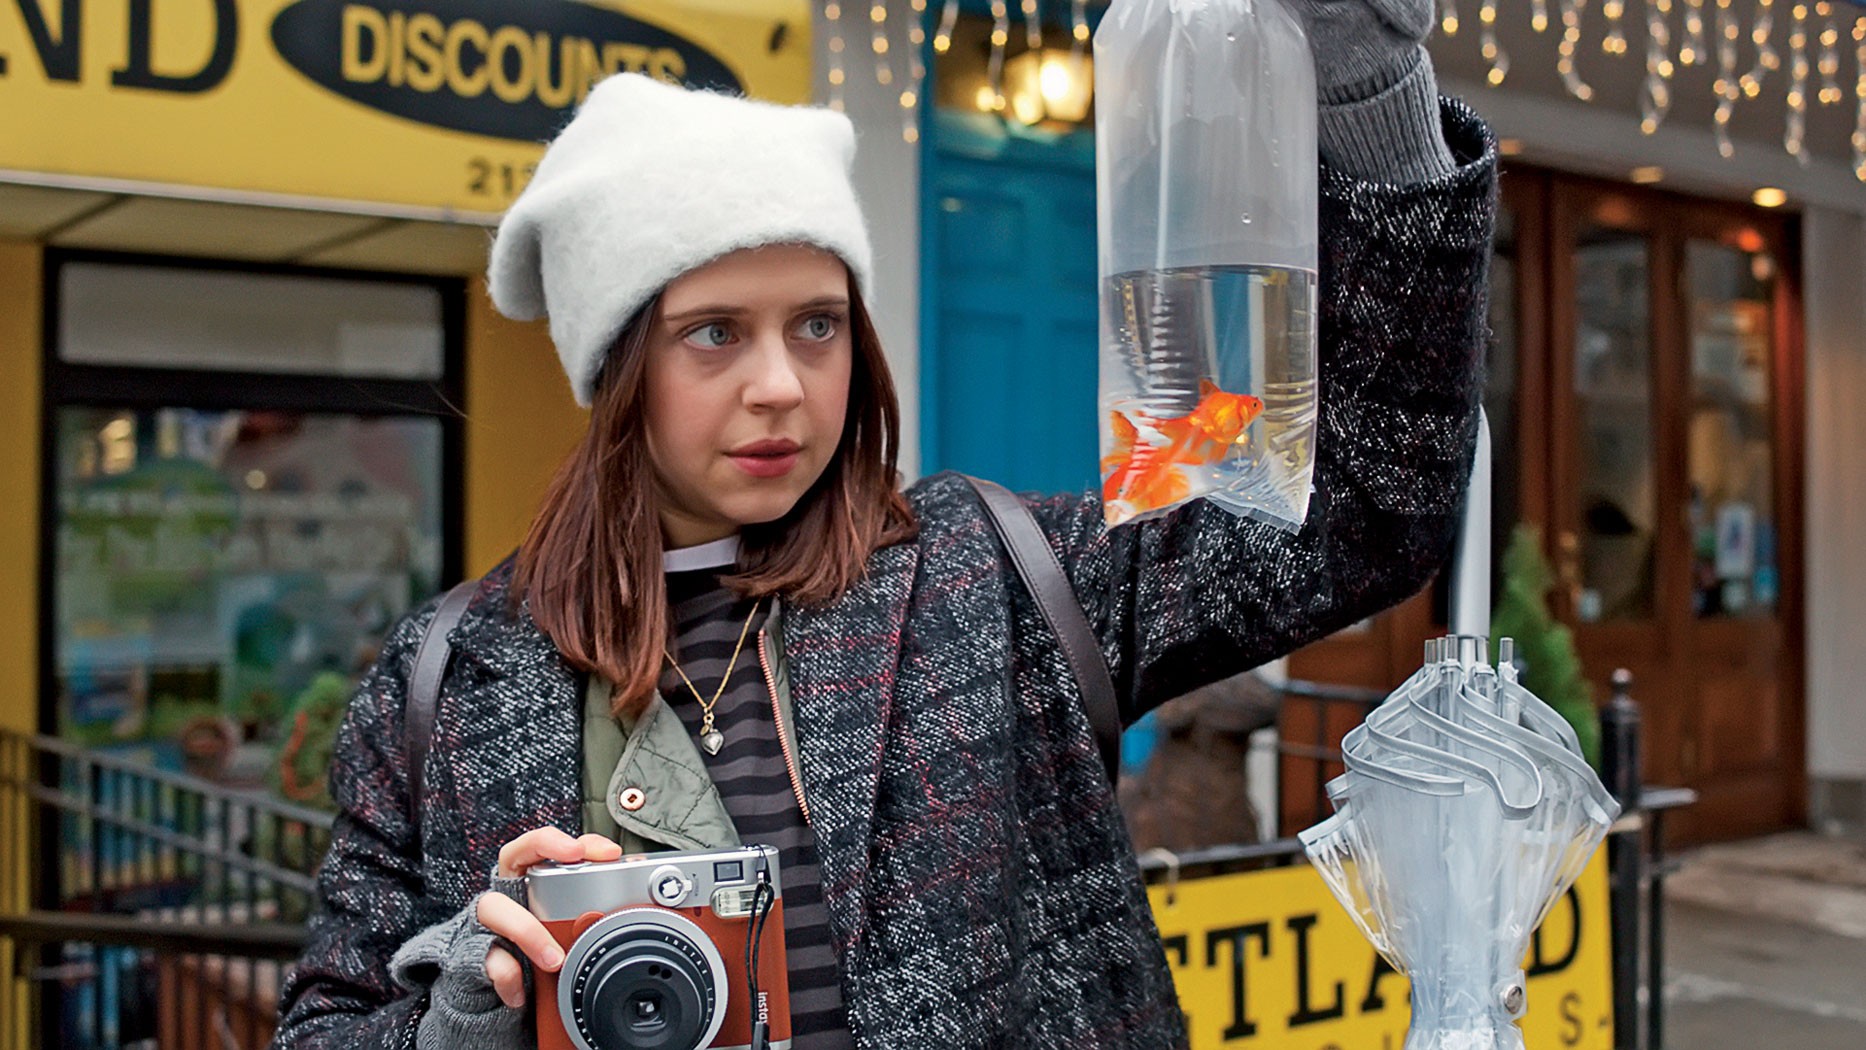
[1743,0,1778,96]
[1681,0,1707,64]
[1853,15,1865,180]
[1603,0,1629,54]
[871,2,893,87]
[826,0,846,110]
[1819,3,1843,104]
[1787,2,1810,162]
[1642,0,1676,133]
[1559,0,1596,99]
[1713,0,1738,155]
[1441,0,1461,37]
[1022,0,1042,50]
[1482,0,1508,83]
[904,0,927,143]
[989,0,1010,112]
[933,0,959,53]
[1532,0,1551,32]
[1072,0,1090,56]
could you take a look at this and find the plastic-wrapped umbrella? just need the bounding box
[1299,414,1620,1050]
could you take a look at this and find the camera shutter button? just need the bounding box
[618,786,647,811]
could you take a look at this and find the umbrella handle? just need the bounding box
[1448,408,1493,640]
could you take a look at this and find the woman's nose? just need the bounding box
[743,336,805,410]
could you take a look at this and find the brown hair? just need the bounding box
[512,277,918,717]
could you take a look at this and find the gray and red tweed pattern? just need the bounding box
[274,100,1496,1050]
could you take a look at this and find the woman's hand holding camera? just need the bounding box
[478,828,624,1008]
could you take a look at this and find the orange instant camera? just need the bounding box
[528,845,790,1050]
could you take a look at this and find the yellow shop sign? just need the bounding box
[0,0,811,215]
[1149,852,1615,1049]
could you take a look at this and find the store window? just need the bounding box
[45,254,461,805]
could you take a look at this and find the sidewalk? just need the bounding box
[1662,832,1866,1050]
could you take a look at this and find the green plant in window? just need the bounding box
[1491,524,1601,768]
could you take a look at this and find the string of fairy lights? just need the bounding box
[823,0,1866,179]
[1437,0,1866,177]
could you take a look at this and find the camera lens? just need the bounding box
[568,921,721,1050]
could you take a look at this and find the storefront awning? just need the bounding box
[0,0,813,225]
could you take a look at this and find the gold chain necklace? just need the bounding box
[663,598,761,756]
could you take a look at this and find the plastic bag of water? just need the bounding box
[1094,0,1318,530]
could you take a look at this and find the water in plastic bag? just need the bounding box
[1094,0,1318,530]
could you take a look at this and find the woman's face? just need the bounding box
[642,243,855,548]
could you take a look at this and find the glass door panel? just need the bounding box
[1685,240,1779,620]
[1571,226,1656,624]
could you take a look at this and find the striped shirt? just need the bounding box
[660,569,853,1049]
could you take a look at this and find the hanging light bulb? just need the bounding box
[1819,2,1843,104]
[1532,0,1551,32]
[1681,0,1707,64]
[1559,0,1596,99]
[989,0,1011,112]
[933,0,959,54]
[1482,0,1509,83]
[871,2,893,87]
[1743,0,1778,97]
[1642,0,1676,133]
[1786,2,1810,162]
[1441,0,1461,37]
[1713,0,1739,155]
[1603,0,1629,54]
[826,0,847,110]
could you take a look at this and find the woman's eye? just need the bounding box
[687,323,733,349]
[797,314,840,341]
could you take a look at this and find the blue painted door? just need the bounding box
[920,118,1100,497]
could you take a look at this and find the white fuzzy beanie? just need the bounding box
[487,74,874,407]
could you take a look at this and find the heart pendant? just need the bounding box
[700,730,725,756]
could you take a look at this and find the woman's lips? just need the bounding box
[727,440,801,478]
[729,452,799,478]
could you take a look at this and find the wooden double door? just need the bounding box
[1290,168,1806,845]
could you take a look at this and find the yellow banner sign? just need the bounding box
[0,0,812,216]
[1149,852,1615,1049]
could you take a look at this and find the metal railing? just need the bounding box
[1271,676,1389,836]
[0,728,332,1050]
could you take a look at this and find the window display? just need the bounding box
[54,406,444,797]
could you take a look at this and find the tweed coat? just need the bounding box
[275,100,1496,1050]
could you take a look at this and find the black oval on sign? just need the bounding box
[270,0,748,143]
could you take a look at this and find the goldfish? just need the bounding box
[1102,379,1265,525]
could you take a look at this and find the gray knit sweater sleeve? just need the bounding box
[1320,48,1459,183]
[389,888,529,1050]
[1288,0,1461,183]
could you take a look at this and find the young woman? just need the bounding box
[275,4,1497,1047]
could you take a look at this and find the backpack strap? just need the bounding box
[965,477,1123,783]
[404,579,479,833]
